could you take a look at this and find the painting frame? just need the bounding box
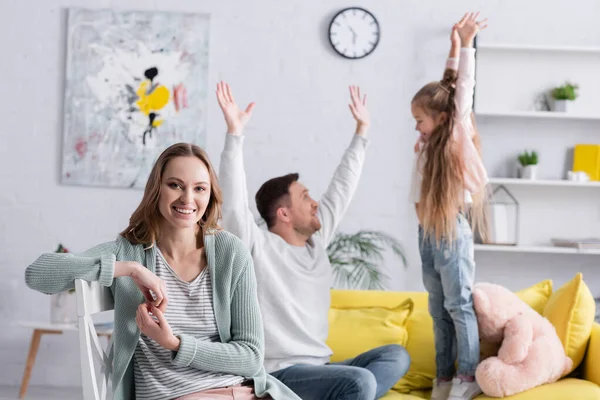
[61,7,210,189]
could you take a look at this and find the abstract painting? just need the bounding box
[62,8,210,188]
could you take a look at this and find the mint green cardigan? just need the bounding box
[25,231,300,400]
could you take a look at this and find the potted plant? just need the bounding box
[518,150,539,180]
[50,244,78,324]
[327,230,407,290]
[551,82,578,112]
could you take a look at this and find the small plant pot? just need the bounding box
[520,165,538,180]
[553,99,572,112]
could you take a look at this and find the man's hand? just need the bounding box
[348,85,370,137]
[216,81,255,136]
[456,12,488,48]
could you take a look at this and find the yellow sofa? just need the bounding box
[328,286,600,400]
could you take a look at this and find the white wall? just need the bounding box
[2,0,600,388]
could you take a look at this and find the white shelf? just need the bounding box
[488,178,600,187]
[474,244,600,255]
[477,43,600,54]
[476,110,600,121]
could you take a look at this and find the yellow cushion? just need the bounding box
[515,279,553,314]
[330,289,421,309]
[330,291,436,393]
[394,281,556,393]
[396,303,436,392]
[475,378,600,399]
[327,296,413,363]
[543,273,596,373]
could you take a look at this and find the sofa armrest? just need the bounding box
[583,322,600,385]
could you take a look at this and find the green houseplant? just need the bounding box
[551,82,578,112]
[518,150,539,180]
[327,230,407,290]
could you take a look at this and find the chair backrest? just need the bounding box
[75,279,115,400]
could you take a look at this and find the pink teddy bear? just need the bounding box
[473,282,572,397]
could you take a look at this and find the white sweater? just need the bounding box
[219,134,369,372]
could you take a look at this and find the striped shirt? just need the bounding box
[133,249,244,400]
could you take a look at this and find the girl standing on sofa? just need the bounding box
[410,12,489,400]
[25,143,300,400]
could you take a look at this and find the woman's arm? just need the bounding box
[25,241,118,294]
[170,253,264,377]
[26,240,169,311]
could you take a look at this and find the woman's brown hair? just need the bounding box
[121,143,223,247]
[413,69,489,243]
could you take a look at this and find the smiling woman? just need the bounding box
[122,144,222,249]
[25,142,301,400]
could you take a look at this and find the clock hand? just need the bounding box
[348,26,357,45]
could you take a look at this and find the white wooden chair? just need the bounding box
[75,279,114,400]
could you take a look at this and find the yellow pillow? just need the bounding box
[395,280,556,393]
[543,273,596,373]
[327,298,413,363]
[395,306,435,393]
[516,279,553,314]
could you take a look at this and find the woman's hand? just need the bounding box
[216,81,256,136]
[136,303,180,351]
[456,12,488,48]
[115,261,168,312]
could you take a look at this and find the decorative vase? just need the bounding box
[50,291,78,324]
[520,165,538,180]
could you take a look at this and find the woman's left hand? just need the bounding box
[136,303,180,351]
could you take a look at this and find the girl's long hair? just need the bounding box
[413,69,489,243]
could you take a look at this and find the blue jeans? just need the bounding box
[418,214,479,378]
[270,344,410,400]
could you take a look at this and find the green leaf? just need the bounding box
[518,150,539,166]
[327,230,406,290]
[551,82,578,100]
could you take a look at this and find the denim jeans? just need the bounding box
[418,214,479,378]
[270,344,410,400]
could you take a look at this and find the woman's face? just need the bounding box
[158,156,212,230]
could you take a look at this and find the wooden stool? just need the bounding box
[18,321,112,399]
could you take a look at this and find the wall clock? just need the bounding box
[328,7,380,59]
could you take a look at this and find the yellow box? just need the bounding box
[573,144,600,181]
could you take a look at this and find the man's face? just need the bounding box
[286,181,321,236]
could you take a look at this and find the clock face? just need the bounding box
[329,7,380,59]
